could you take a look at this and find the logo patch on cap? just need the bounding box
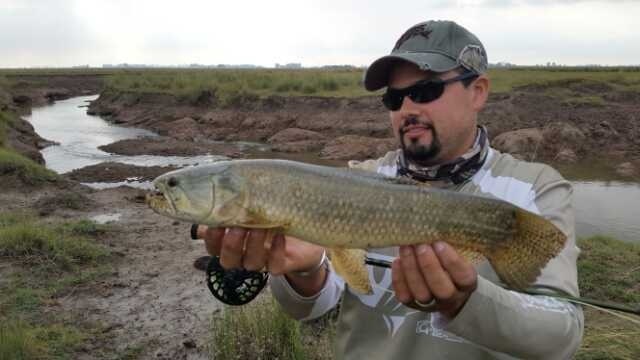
[458,44,488,74]
[393,25,432,51]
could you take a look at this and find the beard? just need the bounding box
[399,119,442,165]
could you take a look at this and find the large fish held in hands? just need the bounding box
[146,159,566,294]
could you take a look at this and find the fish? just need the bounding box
[146,159,567,294]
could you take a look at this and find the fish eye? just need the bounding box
[167,177,179,187]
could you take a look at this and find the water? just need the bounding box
[24,96,640,243]
[24,95,229,174]
[573,181,640,243]
[90,213,122,224]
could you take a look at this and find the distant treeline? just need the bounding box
[504,66,640,72]
[1,67,640,101]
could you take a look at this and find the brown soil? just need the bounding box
[65,162,178,183]
[98,137,244,158]
[87,80,640,169]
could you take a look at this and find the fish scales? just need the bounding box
[238,161,515,251]
[147,159,567,291]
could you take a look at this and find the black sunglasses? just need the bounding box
[381,72,479,111]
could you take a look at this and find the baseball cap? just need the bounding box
[364,20,488,91]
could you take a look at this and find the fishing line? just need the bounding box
[364,256,640,320]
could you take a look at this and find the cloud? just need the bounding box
[0,0,102,67]
[0,0,638,67]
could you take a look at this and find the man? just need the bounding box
[197,20,583,359]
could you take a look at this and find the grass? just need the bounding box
[576,236,640,360]
[487,68,640,94]
[0,108,58,186]
[0,147,58,184]
[104,68,366,104]
[0,212,111,359]
[208,236,638,359]
[99,67,640,102]
[0,110,16,148]
[210,294,334,360]
[1,66,639,101]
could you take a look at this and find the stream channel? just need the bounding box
[24,95,640,243]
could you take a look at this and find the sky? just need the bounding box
[0,0,637,68]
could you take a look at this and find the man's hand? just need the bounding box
[392,241,478,318]
[196,225,327,296]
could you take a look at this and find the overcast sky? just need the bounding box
[0,0,637,68]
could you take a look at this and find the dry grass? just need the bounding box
[0,212,111,360]
[209,294,334,360]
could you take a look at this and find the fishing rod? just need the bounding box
[192,225,639,316]
[365,257,640,316]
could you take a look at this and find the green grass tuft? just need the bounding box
[61,219,109,237]
[0,148,58,184]
[577,236,640,304]
[0,212,110,359]
[0,212,109,271]
[0,319,47,360]
[576,236,640,360]
[0,111,16,147]
[211,295,310,360]
[0,319,87,360]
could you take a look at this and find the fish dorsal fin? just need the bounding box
[328,248,372,294]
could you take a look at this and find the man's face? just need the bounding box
[388,62,483,166]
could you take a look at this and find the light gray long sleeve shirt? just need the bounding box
[271,148,584,359]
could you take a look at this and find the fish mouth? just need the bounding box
[145,188,176,215]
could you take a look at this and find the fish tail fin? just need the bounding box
[487,208,566,290]
[328,248,372,294]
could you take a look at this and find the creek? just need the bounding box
[24,96,640,243]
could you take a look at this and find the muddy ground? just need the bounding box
[0,179,216,359]
[2,73,640,359]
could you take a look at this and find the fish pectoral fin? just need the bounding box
[328,248,372,294]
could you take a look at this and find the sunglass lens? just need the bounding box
[382,81,446,111]
[382,92,403,111]
[410,82,444,103]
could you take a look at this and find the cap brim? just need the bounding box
[363,52,459,91]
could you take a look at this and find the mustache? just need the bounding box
[399,117,433,135]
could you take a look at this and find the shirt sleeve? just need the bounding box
[269,262,344,321]
[434,165,584,359]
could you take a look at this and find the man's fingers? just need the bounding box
[243,229,268,271]
[391,258,412,304]
[433,242,478,292]
[414,244,457,301]
[399,245,432,303]
[203,226,225,256]
[219,227,247,269]
[266,234,287,275]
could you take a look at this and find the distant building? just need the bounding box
[275,63,302,69]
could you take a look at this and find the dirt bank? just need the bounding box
[87,79,640,176]
[65,162,178,183]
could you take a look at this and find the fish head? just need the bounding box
[147,161,247,226]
